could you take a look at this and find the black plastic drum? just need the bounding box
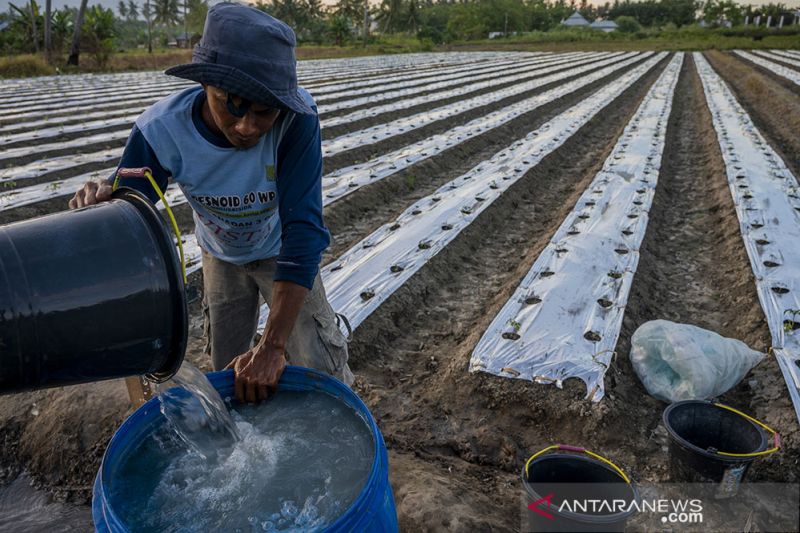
[0,188,187,393]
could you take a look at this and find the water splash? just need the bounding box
[154,363,240,459]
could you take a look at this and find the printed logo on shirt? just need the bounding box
[266,165,276,181]
[191,190,277,218]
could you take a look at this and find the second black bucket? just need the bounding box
[663,400,777,497]
[0,188,187,394]
[522,444,638,532]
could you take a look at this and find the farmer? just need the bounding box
[68,3,353,402]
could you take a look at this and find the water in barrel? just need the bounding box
[108,365,375,532]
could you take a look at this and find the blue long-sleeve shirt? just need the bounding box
[110,86,329,290]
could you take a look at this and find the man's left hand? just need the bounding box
[224,344,287,403]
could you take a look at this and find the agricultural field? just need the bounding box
[1,48,800,529]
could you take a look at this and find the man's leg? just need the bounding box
[202,250,261,371]
[251,260,354,386]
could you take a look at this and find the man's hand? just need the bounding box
[68,181,113,209]
[224,344,287,403]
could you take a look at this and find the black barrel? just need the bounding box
[522,448,638,532]
[663,400,768,496]
[0,188,187,394]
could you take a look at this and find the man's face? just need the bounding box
[203,85,282,149]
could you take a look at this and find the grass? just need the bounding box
[451,26,800,52]
[0,54,55,78]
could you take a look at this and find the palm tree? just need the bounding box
[127,0,139,21]
[44,0,52,59]
[143,0,153,52]
[153,0,180,27]
[118,0,128,18]
[29,0,39,52]
[67,0,88,65]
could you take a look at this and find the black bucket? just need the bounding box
[0,188,187,394]
[522,445,638,532]
[663,400,773,497]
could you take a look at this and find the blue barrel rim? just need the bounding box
[95,366,387,532]
[663,400,768,464]
[112,187,187,382]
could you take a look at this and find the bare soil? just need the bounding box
[1,53,799,532]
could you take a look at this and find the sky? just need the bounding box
[2,0,800,18]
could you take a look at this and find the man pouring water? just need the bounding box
[69,3,353,402]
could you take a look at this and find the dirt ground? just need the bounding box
[1,52,799,531]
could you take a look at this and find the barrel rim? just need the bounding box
[663,400,768,462]
[112,187,187,382]
[95,366,385,531]
[521,453,640,525]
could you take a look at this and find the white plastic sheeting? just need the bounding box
[311,55,540,100]
[175,54,654,275]
[769,49,800,60]
[0,130,129,163]
[0,86,195,119]
[695,52,800,423]
[310,52,556,104]
[0,149,120,183]
[469,53,682,401]
[0,52,636,211]
[0,80,190,110]
[0,105,149,135]
[318,53,601,126]
[733,50,800,86]
[0,113,143,146]
[0,167,116,210]
[253,53,669,333]
[166,53,653,275]
[322,52,631,155]
[322,52,652,203]
[753,50,800,69]
[2,56,529,133]
[1,55,587,150]
[0,55,572,144]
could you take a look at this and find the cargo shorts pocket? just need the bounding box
[312,311,349,377]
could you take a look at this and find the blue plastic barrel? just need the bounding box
[92,367,398,532]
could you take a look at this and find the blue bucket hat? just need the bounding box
[165,3,313,115]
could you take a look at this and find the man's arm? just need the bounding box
[69,125,170,208]
[227,103,330,403]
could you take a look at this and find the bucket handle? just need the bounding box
[524,444,631,483]
[113,168,187,283]
[712,403,781,457]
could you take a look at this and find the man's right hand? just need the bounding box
[68,181,113,209]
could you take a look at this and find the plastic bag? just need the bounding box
[629,320,764,403]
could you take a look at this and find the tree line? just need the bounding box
[2,0,798,63]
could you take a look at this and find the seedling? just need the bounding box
[502,319,522,340]
[784,310,800,333]
[360,289,375,301]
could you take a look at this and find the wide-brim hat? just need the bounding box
[165,3,313,115]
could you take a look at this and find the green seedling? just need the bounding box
[2,181,17,188]
[784,309,800,333]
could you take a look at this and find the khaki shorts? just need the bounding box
[201,250,354,386]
